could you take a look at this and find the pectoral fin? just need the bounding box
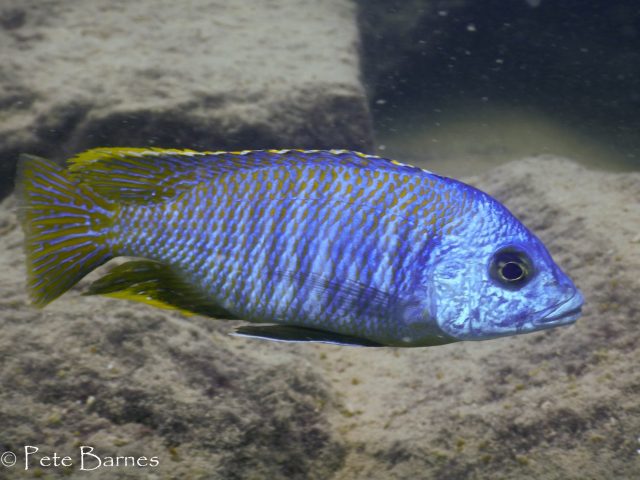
[86,260,236,319]
[232,324,384,347]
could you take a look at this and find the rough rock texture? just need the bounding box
[0,157,638,479]
[0,0,372,198]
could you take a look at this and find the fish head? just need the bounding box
[426,196,583,341]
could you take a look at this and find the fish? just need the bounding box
[15,148,583,347]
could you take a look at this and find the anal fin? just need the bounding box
[232,324,384,347]
[86,260,236,319]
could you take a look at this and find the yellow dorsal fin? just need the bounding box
[67,148,220,203]
[65,147,430,204]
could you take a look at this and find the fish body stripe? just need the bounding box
[114,152,476,340]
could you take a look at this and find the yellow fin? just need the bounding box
[65,147,427,204]
[15,154,116,306]
[85,260,236,319]
[66,147,220,203]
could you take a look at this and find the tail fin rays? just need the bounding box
[16,154,116,307]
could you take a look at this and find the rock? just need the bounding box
[0,0,372,198]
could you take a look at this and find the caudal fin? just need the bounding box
[15,154,116,307]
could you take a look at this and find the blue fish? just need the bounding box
[15,148,583,347]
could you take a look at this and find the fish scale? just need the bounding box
[16,148,583,347]
[109,157,444,341]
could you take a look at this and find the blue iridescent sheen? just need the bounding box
[102,148,583,346]
[17,149,583,346]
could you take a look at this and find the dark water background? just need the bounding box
[359,0,640,176]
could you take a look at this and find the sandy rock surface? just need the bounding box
[0,156,638,479]
[0,0,372,197]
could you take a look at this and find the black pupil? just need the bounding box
[501,261,524,281]
[490,248,533,289]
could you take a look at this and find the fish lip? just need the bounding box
[535,306,582,325]
[533,289,584,326]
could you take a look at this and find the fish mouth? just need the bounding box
[533,289,584,327]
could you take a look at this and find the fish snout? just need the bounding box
[533,288,584,326]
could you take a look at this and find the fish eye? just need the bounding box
[502,261,524,281]
[489,247,533,289]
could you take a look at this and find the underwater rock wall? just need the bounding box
[0,157,638,479]
[0,0,372,198]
